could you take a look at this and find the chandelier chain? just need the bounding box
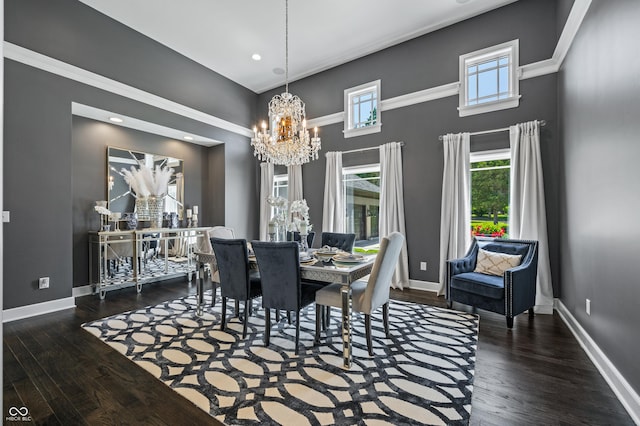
[250,0,321,166]
[285,0,289,93]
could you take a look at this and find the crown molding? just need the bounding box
[553,0,592,66]
[3,42,254,139]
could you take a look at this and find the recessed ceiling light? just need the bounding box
[183,136,193,141]
[109,117,123,123]
[273,67,285,75]
[252,53,262,61]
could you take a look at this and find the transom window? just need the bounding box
[344,80,382,138]
[459,40,520,117]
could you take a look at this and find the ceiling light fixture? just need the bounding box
[251,0,320,166]
[183,136,193,141]
[109,117,123,123]
[252,53,262,61]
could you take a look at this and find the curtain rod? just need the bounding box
[438,120,546,141]
[342,141,405,155]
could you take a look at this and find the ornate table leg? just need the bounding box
[341,283,352,369]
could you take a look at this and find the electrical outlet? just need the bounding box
[420,261,427,271]
[39,277,50,289]
[2,211,9,223]
[586,298,591,315]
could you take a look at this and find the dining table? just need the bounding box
[194,247,375,369]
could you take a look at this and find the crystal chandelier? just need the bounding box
[251,0,321,166]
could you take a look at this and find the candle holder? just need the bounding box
[300,233,309,253]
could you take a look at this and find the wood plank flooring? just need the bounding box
[3,279,634,425]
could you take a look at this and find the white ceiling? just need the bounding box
[79,0,518,94]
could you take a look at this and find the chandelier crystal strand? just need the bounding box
[250,0,321,166]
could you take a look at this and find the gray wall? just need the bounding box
[559,0,640,394]
[3,0,258,309]
[259,0,562,288]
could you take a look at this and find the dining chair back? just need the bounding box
[204,225,236,285]
[210,226,235,239]
[357,232,405,315]
[210,238,262,338]
[315,232,405,356]
[321,232,356,252]
[252,241,320,354]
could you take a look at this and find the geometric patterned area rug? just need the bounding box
[82,292,479,425]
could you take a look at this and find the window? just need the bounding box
[344,80,381,138]
[459,40,520,117]
[343,164,380,250]
[470,149,510,238]
[271,174,288,216]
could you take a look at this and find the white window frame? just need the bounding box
[342,164,381,241]
[459,40,520,117]
[344,80,382,138]
[470,148,511,165]
[272,173,288,197]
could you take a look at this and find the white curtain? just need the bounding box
[438,133,471,295]
[287,164,304,204]
[509,121,554,313]
[380,142,410,289]
[259,162,274,241]
[322,151,344,232]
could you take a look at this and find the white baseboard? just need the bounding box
[407,279,439,292]
[72,285,94,298]
[555,299,640,425]
[3,296,76,323]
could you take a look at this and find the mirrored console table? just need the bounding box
[89,227,211,299]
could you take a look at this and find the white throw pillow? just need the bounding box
[474,248,522,276]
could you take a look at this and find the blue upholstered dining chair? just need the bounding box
[210,238,262,338]
[315,232,405,356]
[321,232,356,252]
[446,238,538,328]
[251,241,322,355]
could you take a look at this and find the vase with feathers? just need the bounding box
[122,165,174,228]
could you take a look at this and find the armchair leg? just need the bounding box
[211,283,217,307]
[506,316,514,328]
[235,300,240,318]
[264,308,271,346]
[383,303,391,339]
[365,314,373,356]
[446,300,452,309]
[275,310,280,322]
[529,307,535,318]
[287,311,292,324]
[221,297,227,331]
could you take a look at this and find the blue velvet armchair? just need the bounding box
[446,238,538,328]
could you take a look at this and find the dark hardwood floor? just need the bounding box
[4,279,634,425]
